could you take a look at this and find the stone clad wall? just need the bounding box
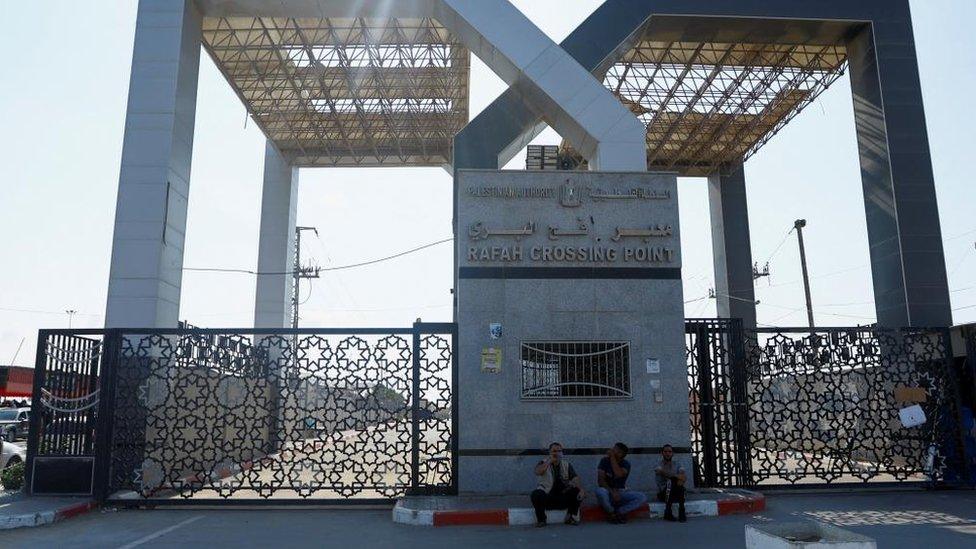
[456,170,690,493]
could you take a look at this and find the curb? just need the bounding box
[394,491,764,527]
[0,500,98,530]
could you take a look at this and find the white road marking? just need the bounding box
[117,515,205,549]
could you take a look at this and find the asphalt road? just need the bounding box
[4,491,976,548]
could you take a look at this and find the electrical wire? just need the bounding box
[946,228,976,241]
[298,280,313,305]
[760,227,795,265]
[184,237,453,276]
[713,292,875,321]
[948,247,974,277]
[0,306,100,317]
[761,264,869,288]
[321,237,452,272]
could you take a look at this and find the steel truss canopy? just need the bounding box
[200,5,850,174]
[202,15,469,168]
[598,17,852,175]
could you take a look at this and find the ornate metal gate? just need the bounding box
[31,324,456,505]
[685,319,750,488]
[26,333,105,496]
[687,322,970,488]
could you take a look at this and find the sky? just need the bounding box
[0,0,974,366]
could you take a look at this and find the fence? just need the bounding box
[29,320,971,500]
[688,321,970,488]
[28,324,456,504]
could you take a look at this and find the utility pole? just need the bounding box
[292,227,321,329]
[794,219,815,328]
[65,309,77,329]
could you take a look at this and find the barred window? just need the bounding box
[521,341,631,400]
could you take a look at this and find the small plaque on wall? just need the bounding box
[481,347,502,374]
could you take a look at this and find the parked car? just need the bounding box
[1,439,25,469]
[0,408,30,442]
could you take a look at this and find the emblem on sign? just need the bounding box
[560,182,582,207]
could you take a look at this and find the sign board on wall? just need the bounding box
[481,347,502,374]
[457,171,680,270]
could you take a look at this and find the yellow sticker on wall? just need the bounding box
[481,347,502,374]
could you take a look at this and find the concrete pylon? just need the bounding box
[708,163,757,329]
[254,142,300,329]
[105,0,201,328]
[848,25,951,327]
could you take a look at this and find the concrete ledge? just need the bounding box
[0,499,97,530]
[746,521,876,549]
[393,490,764,527]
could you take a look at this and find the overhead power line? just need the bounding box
[946,228,976,241]
[760,227,795,265]
[0,306,100,317]
[712,291,875,321]
[184,237,454,276]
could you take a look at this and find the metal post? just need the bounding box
[728,320,753,487]
[24,331,49,495]
[450,323,459,495]
[410,324,422,494]
[93,331,122,502]
[695,324,717,488]
[794,220,815,328]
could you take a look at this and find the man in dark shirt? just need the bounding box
[595,442,648,524]
[655,444,687,522]
[530,442,585,527]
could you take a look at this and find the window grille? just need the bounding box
[521,341,631,400]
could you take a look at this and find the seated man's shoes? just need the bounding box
[564,511,580,525]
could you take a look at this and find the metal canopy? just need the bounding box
[600,17,851,175]
[202,16,470,168]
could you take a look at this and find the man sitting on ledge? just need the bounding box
[655,444,687,522]
[595,442,648,524]
[530,442,585,527]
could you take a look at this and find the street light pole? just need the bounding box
[65,309,77,329]
[794,220,814,328]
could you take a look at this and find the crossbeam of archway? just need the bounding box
[455,0,952,328]
[105,0,647,329]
